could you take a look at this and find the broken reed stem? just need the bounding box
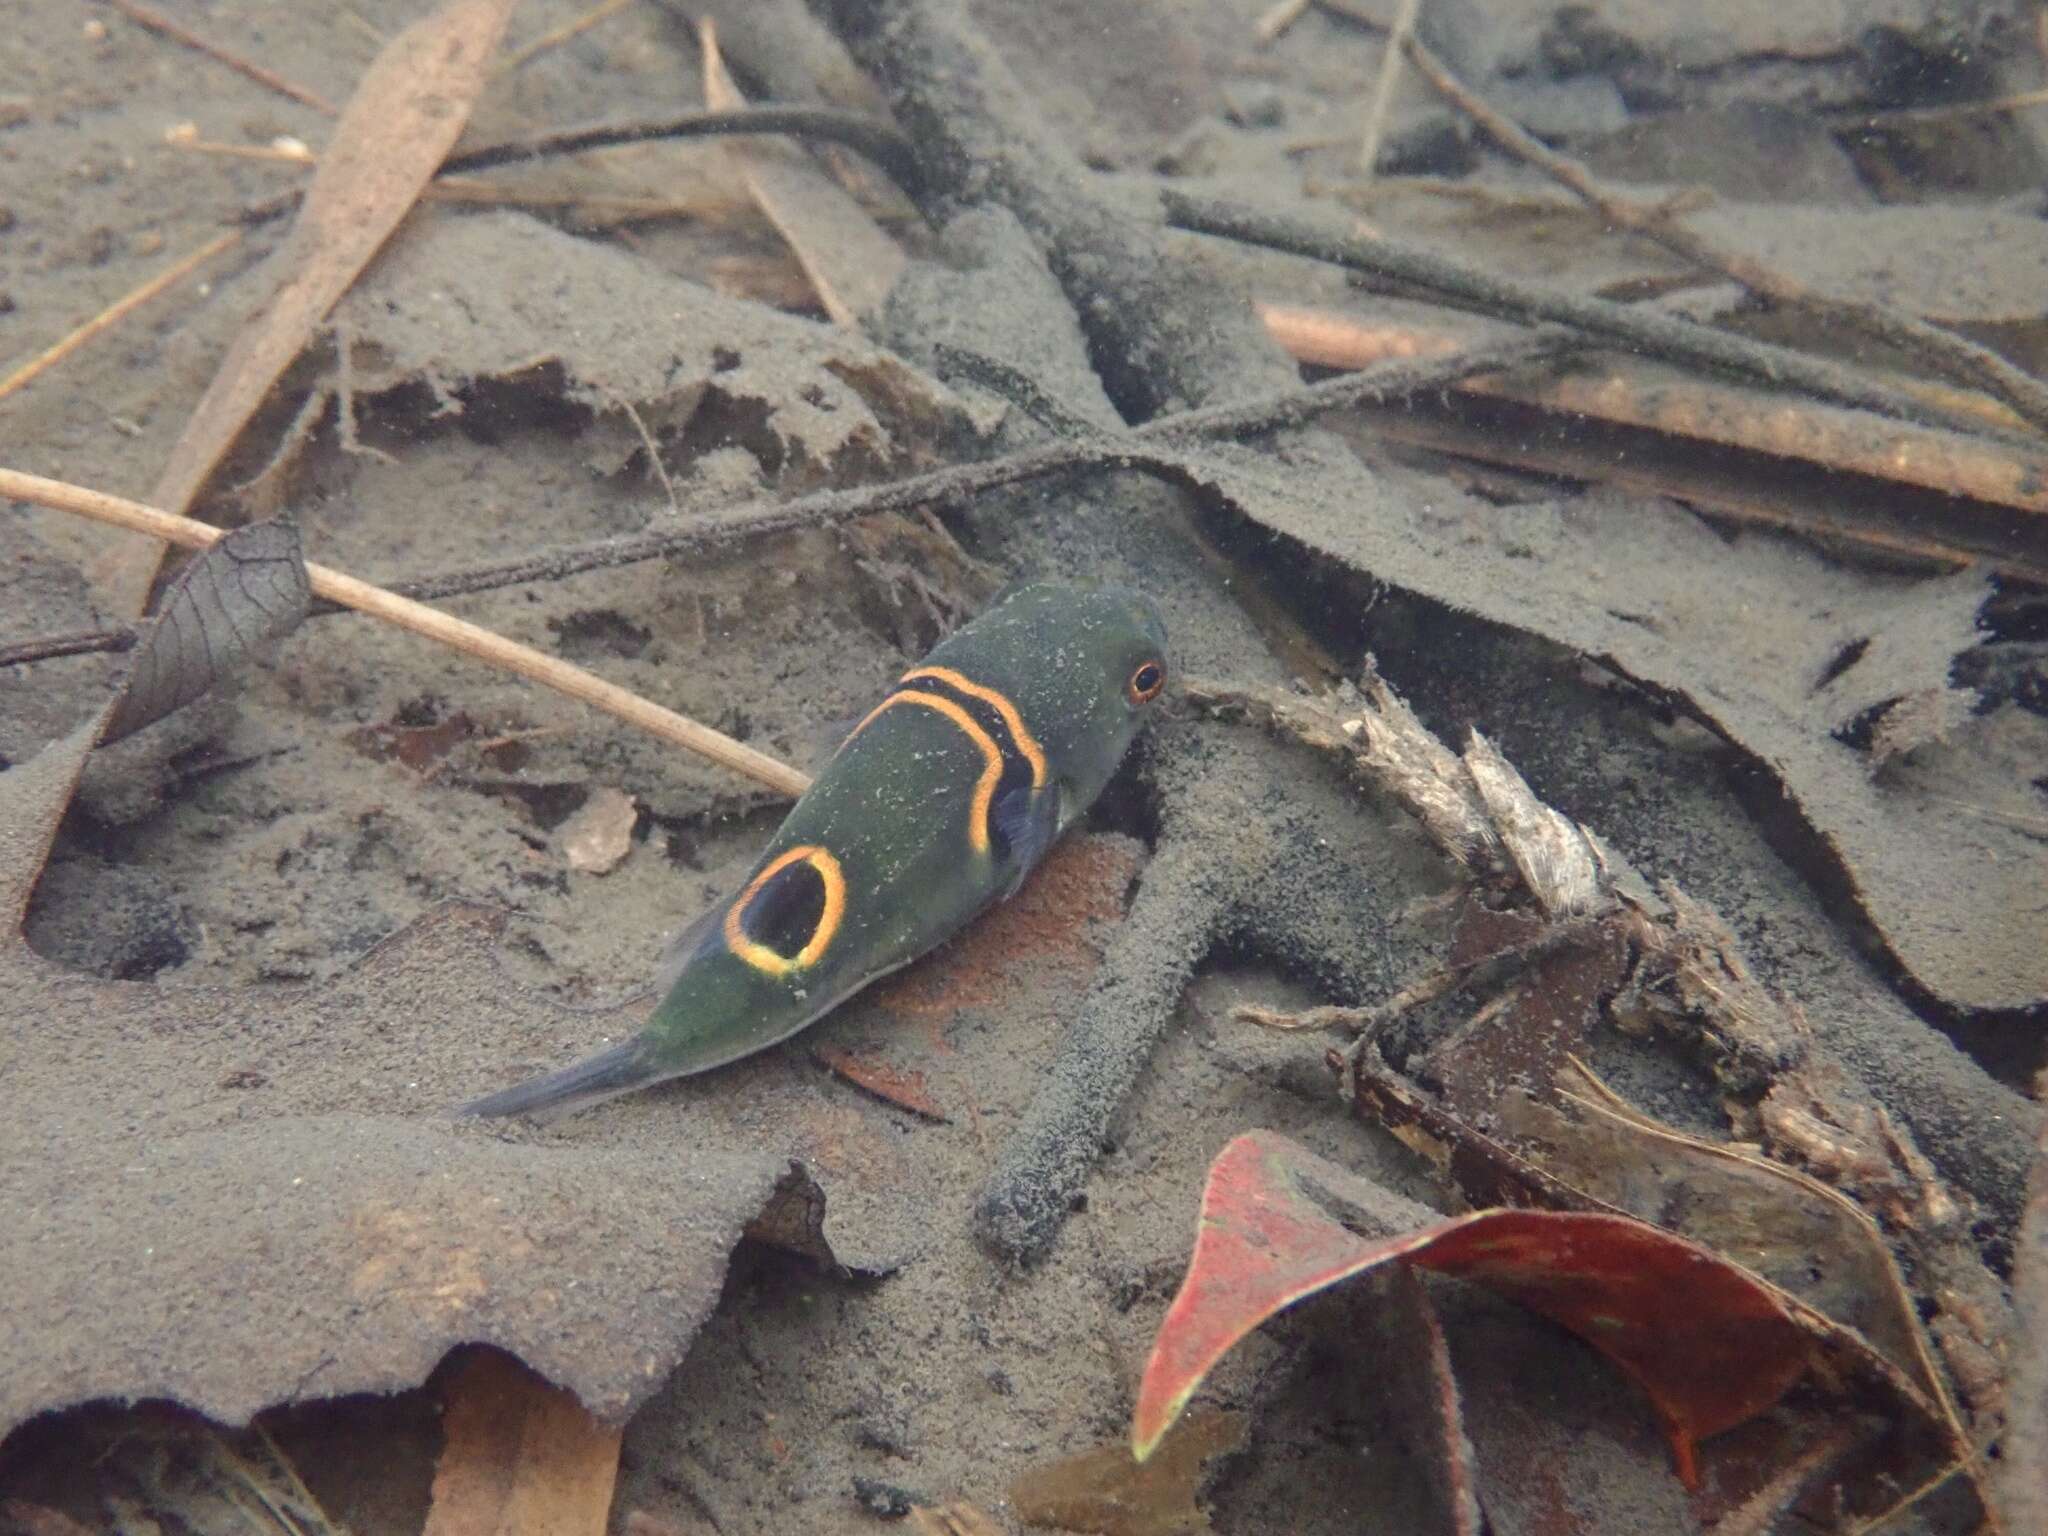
[107,0,339,114]
[1355,0,1421,174]
[1396,33,2048,437]
[0,230,243,403]
[498,0,635,73]
[0,468,812,799]
[1162,190,2001,439]
[1254,0,1312,44]
[1256,302,2048,563]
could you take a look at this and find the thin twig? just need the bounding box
[499,0,635,73]
[1355,0,1420,174]
[0,231,243,402]
[0,331,1570,659]
[380,329,1575,604]
[1162,189,2007,438]
[0,468,811,798]
[1397,32,2048,437]
[0,628,137,667]
[105,0,338,114]
[1836,84,2048,125]
[441,104,922,189]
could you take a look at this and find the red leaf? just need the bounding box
[1133,1132,1812,1488]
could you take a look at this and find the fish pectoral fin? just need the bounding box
[458,1037,659,1123]
[991,783,1061,895]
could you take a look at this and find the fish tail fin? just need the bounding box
[458,1038,661,1122]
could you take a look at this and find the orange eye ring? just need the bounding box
[1127,659,1167,705]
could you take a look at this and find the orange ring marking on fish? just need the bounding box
[846,689,1004,854]
[900,666,1048,787]
[724,844,848,975]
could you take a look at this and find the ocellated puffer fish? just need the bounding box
[462,582,1169,1121]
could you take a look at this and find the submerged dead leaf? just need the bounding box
[333,209,977,490]
[97,518,310,749]
[813,1044,948,1122]
[1134,1131,1811,1488]
[105,0,517,614]
[423,1351,620,1536]
[0,716,854,1435]
[1010,1410,1244,1536]
[1166,433,2042,1012]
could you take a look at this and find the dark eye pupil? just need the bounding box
[1135,664,1162,692]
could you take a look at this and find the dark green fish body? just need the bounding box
[463,583,1168,1120]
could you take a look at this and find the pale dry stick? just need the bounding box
[168,138,317,164]
[0,468,812,798]
[1355,0,1421,174]
[0,230,242,403]
[1254,0,1312,44]
[1257,301,2048,515]
[499,0,636,74]
[107,0,338,114]
[1397,31,2048,437]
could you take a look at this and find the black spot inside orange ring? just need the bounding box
[1127,659,1166,705]
[844,689,1006,854]
[724,845,847,976]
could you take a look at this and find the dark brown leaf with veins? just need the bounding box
[98,519,311,749]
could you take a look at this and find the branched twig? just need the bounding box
[3,332,1570,667]
[1162,189,2007,438]
[1396,33,2048,437]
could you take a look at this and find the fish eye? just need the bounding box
[1127,659,1166,705]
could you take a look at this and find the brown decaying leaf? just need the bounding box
[699,19,906,327]
[1009,1410,1245,1536]
[424,1351,621,1536]
[97,518,310,749]
[104,0,517,616]
[812,1044,949,1122]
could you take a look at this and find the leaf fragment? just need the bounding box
[1010,1410,1244,1536]
[424,1350,621,1536]
[97,518,310,749]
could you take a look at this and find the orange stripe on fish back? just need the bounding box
[845,689,1005,854]
[899,666,1048,787]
